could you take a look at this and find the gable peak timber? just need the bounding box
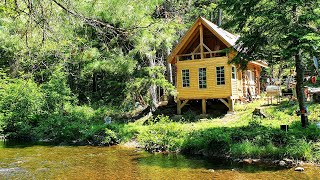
[168,17,239,64]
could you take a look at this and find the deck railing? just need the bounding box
[176,50,227,61]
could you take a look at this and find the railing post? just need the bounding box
[200,24,204,59]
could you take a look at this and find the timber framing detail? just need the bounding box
[169,17,267,115]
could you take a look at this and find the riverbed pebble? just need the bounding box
[272,160,280,164]
[243,158,253,164]
[279,160,286,166]
[295,167,304,171]
[252,159,261,164]
[297,161,304,166]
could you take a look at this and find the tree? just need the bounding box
[220,0,320,127]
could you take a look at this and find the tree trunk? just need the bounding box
[295,51,308,128]
[217,9,222,26]
[166,47,173,84]
[149,55,158,112]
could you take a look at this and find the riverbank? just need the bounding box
[1,98,320,166]
[106,99,320,165]
[2,142,320,179]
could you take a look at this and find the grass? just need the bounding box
[105,98,320,162]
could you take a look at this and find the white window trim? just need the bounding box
[181,69,190,88]
[216,66,225,85]
[198,67,207,89]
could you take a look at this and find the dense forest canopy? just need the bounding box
[0,0,229,140]
[0,0,319,141]
[0,0,228,107]
[220,0,320,127]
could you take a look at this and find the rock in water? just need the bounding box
[279,160,286,166]
[243,158,253,164]
[295,167,304,171]
[252,159,261,164]
[0,168,23,173]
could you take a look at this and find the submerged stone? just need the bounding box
[295,167,304,171]
[0,167,23,173]
[252,159,261,164]
[243,158,253,164]
[279,160,286,166]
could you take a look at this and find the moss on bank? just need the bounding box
[105,100,320,162]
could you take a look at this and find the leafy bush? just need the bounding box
[104,128,119,145]
[41,66,75,113]
[183,128,231,156]
[231,141,261,157]
[285,139,312,160]
[36,105,106,145]
[138,116,187,152]
[0,78,44,139]
[230,141,284,158]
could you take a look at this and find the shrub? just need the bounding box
[0,78,44,139]
[138,116,187,152]
[230,140,261,158]
[41,66,75,113]
[36,105,106,144]
[285,139,312,160]
[183,128,231,156]
[104,128,119,145]
[311,141,320,162]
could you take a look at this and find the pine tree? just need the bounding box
[220,0,320,127]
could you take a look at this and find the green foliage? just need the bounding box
[183,128,231,155]
[0,77,44,139]
[36,105,106,145]
[231,141,262,157]
[138,115,187,152]
[104,128,119,145]
[285,140,312,161]
[41,66,74,113]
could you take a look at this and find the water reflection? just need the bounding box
[0,140,319,180]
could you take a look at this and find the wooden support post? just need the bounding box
[180,100,189,109]
[256,68,261,95]
[177,100,181,115]
[199,24,204,59]
[219,98,230,111]
[202,99,206,114]
[228,98,235,112]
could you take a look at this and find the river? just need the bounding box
[0,140,319,179]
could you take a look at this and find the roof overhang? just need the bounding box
[167,17,239,64]
[249,61,269,68]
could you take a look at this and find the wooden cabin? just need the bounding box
[168,17,268,114]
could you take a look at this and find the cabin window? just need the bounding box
[216,66,225,85]
[182,69,190,87]
[198,68,207,88]
[232,66,236,79]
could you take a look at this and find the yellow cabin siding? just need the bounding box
[176,57,232,100]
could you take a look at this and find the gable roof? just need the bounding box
[168,17,239,64]
[201,18,239,47]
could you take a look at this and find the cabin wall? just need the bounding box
[236,70,244,97]
[231,66,239,98]
[176,57,232,100]
[241,64,262,98]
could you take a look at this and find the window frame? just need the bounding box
[198,67,207,89]
[181,69,190,88]
[216,66,225,85]
[232,66,237,80]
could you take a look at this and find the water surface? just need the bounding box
[0,141,319,179]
